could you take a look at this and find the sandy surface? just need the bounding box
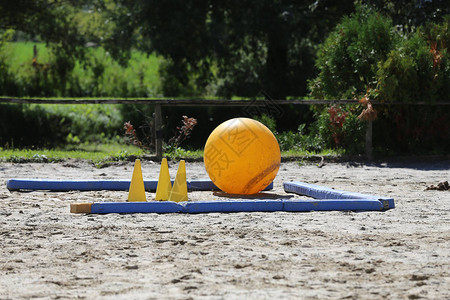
[0,159,449,299]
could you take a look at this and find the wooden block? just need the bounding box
[70,203,92,213]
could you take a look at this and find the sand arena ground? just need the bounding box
[1,159,449,299]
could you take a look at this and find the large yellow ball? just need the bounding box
[204,118,281,194]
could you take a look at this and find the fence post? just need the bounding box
[365,120,373,160]
[154,104,163,160]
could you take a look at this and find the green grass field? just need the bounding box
[5,42,51,73]
[0,144,340,167]
[0,143,146,167]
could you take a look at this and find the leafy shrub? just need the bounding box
[376,16,450,103]
[254,114,277,133]
[277,130,302,152]
[0,104,70,148]
[373,16,450,153]
[309,5,450,154]
[0,103,124,148]
[309,5,397,99]
[253,113,355,153]
[45,104,124,144]
[308,105,366,154]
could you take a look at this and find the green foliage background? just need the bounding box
[0,1,449,155]
[309,6,449,154]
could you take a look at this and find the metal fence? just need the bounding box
[1,97,449,159]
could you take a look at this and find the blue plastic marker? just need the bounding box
[283,181,395,210]
[6,178,273,192]
[70,197,388,214]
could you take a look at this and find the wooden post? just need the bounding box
[154,104,163,160]
[365,120,373,160]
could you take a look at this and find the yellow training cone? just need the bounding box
[128,159,147,202]
[169,160,188,202]
[155,158,172,201]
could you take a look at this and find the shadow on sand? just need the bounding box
[212,191,294,199]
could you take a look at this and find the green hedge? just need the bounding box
[0,103,124,148]
[309,5,450,154]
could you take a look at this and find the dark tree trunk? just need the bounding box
[265,30,289,100]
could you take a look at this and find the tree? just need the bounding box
[0,0,90,95]
[364,0,450,31]
[101,0,355,98]
[0,0,87,57]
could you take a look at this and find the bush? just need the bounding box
[309,5,450,154]
[0,103,124,148]
[309,5,397,99]
[373,106,450,154]
[253,112,361,153]
[254,114,277,133]
[308,105,366,154]
[373,16,450,153]
[0,104,70,148]
[376,16,450,103]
